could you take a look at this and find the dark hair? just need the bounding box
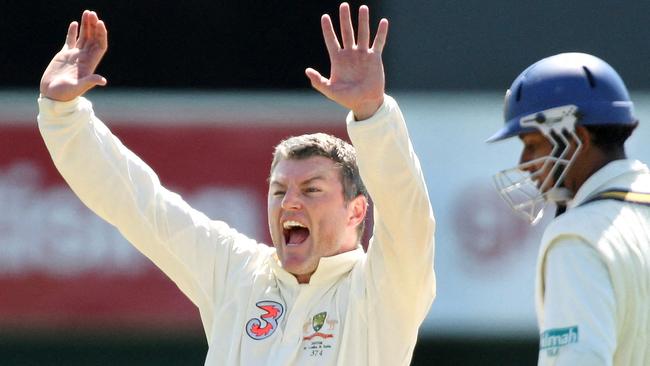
[583,122,638,153]
[270,133,368,240]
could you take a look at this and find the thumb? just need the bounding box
[305,68,329,95]
[80,74,108,91]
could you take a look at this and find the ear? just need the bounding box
[347,195,368,228]
[574,125,592,150]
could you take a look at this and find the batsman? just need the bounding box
[37,3,435,365]
[489,53,650,364]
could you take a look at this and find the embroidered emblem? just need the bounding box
[302,311,338,357]
[245,301,284,340]
[540,325,579,356]
[312,312,326,332]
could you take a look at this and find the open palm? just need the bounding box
[306,3,388,120]
[40,10,108,102]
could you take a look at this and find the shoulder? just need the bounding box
[542,202,614,248]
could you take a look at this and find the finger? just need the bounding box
[371,18,389,53]
[80,74,108,92]
[357,5,370,50]
[80,11,99,48]
[86,11,99,44]
[321,14,340,56]
[305,68,330,94]
[95,20,108,51]
[77,10,91,49]
[338,2,355,48]
[65,21,78,49]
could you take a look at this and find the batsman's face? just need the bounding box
[519,130,584,194]
[268,156,360,283]
[518,132,555,192]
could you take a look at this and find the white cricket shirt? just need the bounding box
[536,160,650,365]
[38,94,436,366]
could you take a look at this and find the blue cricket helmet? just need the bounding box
[487,52,636,142]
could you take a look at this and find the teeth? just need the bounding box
[283,220,306,230]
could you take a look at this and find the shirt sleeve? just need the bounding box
[538,239,616,366]
[37,96,268,338]
[346,95,436,363]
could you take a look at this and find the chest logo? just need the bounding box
[245,301,284,340]
[302,311,338,357]
[303,311,335,341]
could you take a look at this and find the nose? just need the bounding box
[518,150,534,172]
[281,188,302,210]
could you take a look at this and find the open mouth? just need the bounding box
[282,220,310,246]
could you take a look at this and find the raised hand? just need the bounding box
[40,10,108,102]
[306,3,388,120]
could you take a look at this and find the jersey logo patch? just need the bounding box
[540,325,579,356]
[245,301,284,340]
[303,311,334,341]
[302,311,338,357]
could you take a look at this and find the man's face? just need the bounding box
[518,131,556,192]
[267,156,361,283]
[519,129,585,194]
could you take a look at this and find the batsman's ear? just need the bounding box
[574,125,593,149]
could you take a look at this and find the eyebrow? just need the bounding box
[269,175,328,187]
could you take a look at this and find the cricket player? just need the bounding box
[37,3,435,365]
[488,53,650,365]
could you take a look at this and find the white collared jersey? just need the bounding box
[536,160,650,365]
[38,95,436,366]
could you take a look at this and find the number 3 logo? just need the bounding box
[245,301,284,340]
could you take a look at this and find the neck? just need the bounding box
[571,147,626,193]
[295,273,312,284]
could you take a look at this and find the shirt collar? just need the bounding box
[270,247,365,287]
[568,159,650,208]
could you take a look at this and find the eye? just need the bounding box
[305,187,322,193]
[272,190,285,197]
[523,139,539,152]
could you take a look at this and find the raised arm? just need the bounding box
[311,5,435,363]
[40,10,108,101]
[305,3,388,120]
[37,11,268,339]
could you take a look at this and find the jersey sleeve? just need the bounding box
[346,95,436,363]
[37,96,269,338]
[538,239,616,366]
